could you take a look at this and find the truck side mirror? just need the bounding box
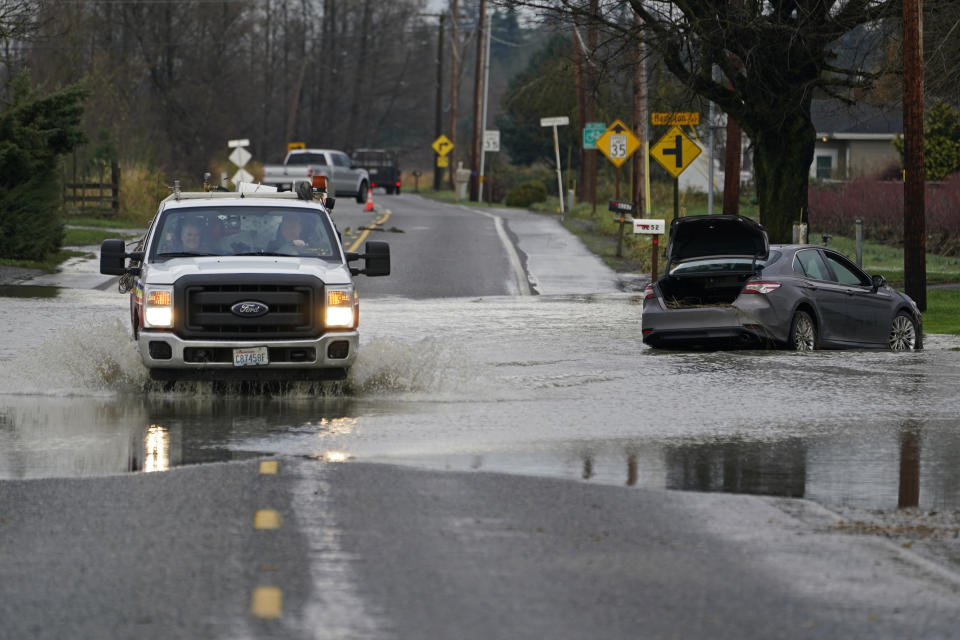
[100,239,142,276]
[346,241,390,277]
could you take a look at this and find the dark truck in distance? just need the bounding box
[351,149,401,194]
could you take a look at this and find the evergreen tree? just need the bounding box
[894,102,960,182]
[0,73,87,260]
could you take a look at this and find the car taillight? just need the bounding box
[643,284,656,300]
[743,281,781,294]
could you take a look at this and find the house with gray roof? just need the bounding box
[810,100,902,180]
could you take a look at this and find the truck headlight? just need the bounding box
[325,287,356,329]
[144,286,174,328]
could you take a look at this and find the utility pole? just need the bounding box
[469,0,487,201]
[631,8,645,216]
[574,28,586,202]
[722,0,743,215]
[723,115,742,214]
[586,0,598,208]
[478,5,493,203]
[448,0,459,190]
[433,13,446,191]
[903,0,926,310]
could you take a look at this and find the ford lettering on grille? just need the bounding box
[231,301,269,317]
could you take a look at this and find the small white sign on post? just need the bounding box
[633,219,666,235]
[483,130,500,152]
[228,138,253,186]
[540,116,570,219]
[228,146,252,169]
[232,168,254,185]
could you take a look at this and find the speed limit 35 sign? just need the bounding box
[594,119,640,167]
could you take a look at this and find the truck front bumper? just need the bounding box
[138,330,358,380]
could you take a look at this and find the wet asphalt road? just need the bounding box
[1,194,960,638]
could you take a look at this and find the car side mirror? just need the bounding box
[325,197,336,211]
[871,274,886,293]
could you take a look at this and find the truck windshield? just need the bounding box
[151,207,340,262]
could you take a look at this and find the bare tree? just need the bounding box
[506,0,903,242]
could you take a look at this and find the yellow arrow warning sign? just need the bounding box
[650,126,701,178]
[432,134,453,157]
[594,119,641,168]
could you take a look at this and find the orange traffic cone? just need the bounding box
[364,188,375,212]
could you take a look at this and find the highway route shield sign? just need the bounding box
[582,122,606,150]
[650,126,701,178]
[594,119,640,167]
[432,135,454,157]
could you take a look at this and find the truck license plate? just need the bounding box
[233,346,268,367]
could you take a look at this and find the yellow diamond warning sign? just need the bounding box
[649,126,701,178]
[594,119,640,168]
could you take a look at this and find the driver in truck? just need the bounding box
[271,213,307,251]
[268,212,332,255]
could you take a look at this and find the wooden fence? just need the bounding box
[62,161,120,216]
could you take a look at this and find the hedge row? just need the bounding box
[808,173,960,254]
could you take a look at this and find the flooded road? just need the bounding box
[2,284,959,510]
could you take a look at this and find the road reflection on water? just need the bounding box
[1,287,959,511]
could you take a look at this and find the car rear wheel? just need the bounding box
[889,312,919,351]
[789,310,817,351]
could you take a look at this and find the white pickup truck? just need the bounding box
[261,149,370,203]
[99,182,389,382]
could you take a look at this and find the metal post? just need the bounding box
[644,141,651,216]
[552,124,565,219]
[673,178,679,219]
[616,216,625,258]
[855,218,863,267]
[651,236,659,281]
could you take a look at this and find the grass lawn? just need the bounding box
[63,227,142,246]
[922,290,960,335]
[66,216,147,229]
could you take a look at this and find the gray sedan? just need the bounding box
[641,215,922,351]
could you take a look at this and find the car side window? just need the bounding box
[795,249,830,281]
[824,252,870,286]
[333,153,350,167]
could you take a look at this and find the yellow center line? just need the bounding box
[259,460,278,474]
[251,586,283,619]
[348,210,391,253]
[254,509,282,530]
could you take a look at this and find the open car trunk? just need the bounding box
[659,215,769,308]
[658,272,753,308]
